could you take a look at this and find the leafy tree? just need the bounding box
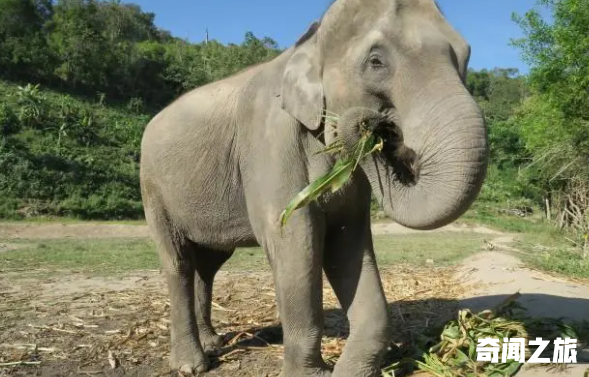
[466,68,528,180]
[96,0,161,43]
[467,68,526,122]
[512,0,589,240]
[512,0,589,182]
[0,0,53,80]
[47,0,110,89]
[0,0,284,219]
[466,69,492,101]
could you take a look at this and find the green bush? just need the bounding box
[0,81,148,219]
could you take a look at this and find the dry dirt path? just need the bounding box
[456,250,589,376]
[0,220,500,241]
[375,221,589,375]
[0,222,152,240]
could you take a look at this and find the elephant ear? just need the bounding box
[280,22,324,131]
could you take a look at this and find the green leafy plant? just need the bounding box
[382,293,589,377]
[279,116,384,227]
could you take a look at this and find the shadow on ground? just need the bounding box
[215,293,589,374]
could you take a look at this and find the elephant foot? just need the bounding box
[200,332,225,354]
[170,341,209,376]
[177,363,207,376]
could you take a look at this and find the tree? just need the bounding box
[512,0,589,177]
[0,0,53,80]
[512,0,589,239]
[96,0,160,43]
[47,0,110,89]
[466,68,526,122]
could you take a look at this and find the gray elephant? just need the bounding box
[139,0,488,376]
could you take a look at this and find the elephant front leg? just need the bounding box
[261,214,332,377]
[324,220,391,377]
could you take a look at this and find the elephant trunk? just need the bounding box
[337,84,488,230]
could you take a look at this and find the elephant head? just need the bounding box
[280,0,488,230]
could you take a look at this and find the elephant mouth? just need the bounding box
[332,107,420,187]
[368,116,420,187]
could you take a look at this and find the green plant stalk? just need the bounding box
[405,296,588,377]
[279,125,383,227]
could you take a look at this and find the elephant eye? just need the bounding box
[368,55,385,69]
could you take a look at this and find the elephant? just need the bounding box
[139,0,489,376]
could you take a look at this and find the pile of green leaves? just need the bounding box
[382,293,589,377]
[279,117,384,226]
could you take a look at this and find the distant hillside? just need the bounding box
[0,0,282,219]
[0,81,150,219]
[0,0,282,110]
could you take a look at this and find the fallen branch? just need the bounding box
[0,343,57,353]
[28,324,79,334]
[0,361,42,367]
[212,301,234,312]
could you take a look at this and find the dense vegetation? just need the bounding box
[0,0,587,253]
[0,0,280,219]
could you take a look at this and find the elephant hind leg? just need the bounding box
[193,246,234,353]
[144,204,209,375]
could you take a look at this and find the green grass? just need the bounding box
[459,204,555,234]
[511,231,589,279]
[521,247,589,279]
[0,218,147,225]
[0,233,487,275]
[0,239,159,274]
[460,204,589,280]
[373,233,486,267]
[3,204,586,280]
[453,203,589,280]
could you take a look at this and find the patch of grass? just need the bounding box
[0,218,147,225]
[453,200,589,280]
[463,212,589,280]
[493,219,589,280]
[0,233,486,275]
[459,204,555,235]
[225,247,267,271]
[517,245,589,280]
[374,232,487,267]
[0,239,159,274]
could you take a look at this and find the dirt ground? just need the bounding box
[1,221,588,377]
[0,220,502,241]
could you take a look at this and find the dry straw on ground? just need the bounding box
[3,264,586,376]
[0,266,470,376]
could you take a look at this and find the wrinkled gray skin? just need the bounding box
[139,0,489,376]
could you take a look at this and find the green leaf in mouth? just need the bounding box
[279,119,384,227]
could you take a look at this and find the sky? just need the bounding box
[126,0,547,74]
